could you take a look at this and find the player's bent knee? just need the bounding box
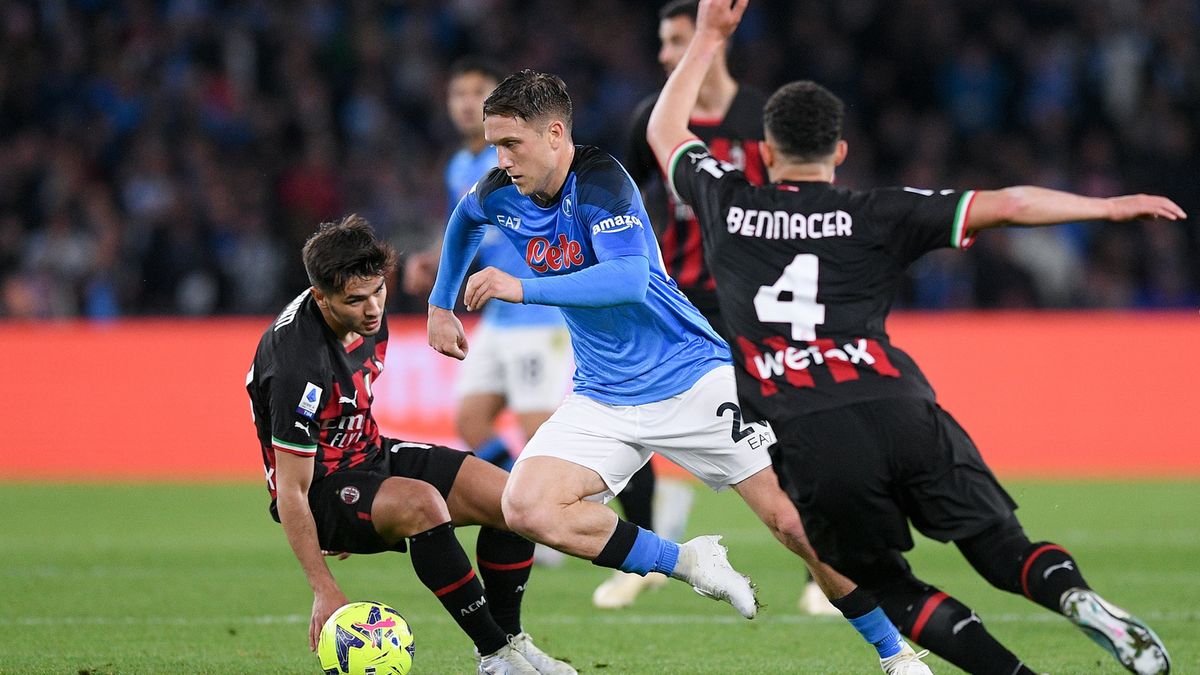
[500,488,559,544]
[372,478,451,541]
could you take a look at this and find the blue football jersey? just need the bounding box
[433,145,730,405]
[445,146,562,328]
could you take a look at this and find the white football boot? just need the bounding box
[879,643,933,675]
[478,642,539,675]
[509,632,577,675]
[1061,588,1171,675]
[671,535,758,619]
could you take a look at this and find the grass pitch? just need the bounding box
[0,481,1194,674]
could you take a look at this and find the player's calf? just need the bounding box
[874,576,1037,675]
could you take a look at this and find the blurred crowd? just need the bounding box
[0,0,1196,318]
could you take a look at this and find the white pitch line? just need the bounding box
[3,609,1197,627]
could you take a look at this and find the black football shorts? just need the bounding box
[307,438,470,554]
[770,397,1017,571]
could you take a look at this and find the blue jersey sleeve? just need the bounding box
[429,186,488,310]
[523,255,649,307]
[576,163,650,262]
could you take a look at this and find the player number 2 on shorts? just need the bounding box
[753,253,825,341]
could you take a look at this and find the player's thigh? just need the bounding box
[370,476,452,542]
[499,326,573,414]
[771,402,912,571]
[642,365,774,491]
[382,438,470,502]
[898,401,1018,543]
[443,454,508,530]
[515,393,648,502]
[308,470,403,554]
[456,323,505,400]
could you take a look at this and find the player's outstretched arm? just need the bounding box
[647,0,749,176]
[427,304,469,360]
[274,451,348,651]
[966,186,1187,234]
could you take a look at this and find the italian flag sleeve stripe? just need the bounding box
[951,190,978,249]
[666,138,707,202]
[272,436,317,456]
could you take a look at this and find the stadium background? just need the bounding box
[0,1,1197,673]
[0,0,1197,318]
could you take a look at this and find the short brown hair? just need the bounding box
[483,69,573,130]
[301,214,397,294]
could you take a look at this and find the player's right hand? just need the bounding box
[310,587,349,652]
[427,305,469,360]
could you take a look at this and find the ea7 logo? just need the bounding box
[497,214,521,229]
[526,234,585,273]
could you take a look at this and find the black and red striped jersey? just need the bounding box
[246,289,387,510]
[668,139,978,425]
[626,86,768,320]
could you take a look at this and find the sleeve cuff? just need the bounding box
[951,190,978,249]
[272,437,318,457]
[666,138,707,202]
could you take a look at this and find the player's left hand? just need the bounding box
[322,550,351,561]
[465,266,524,310]
[1105,194,1187,222]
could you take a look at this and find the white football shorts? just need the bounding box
[516,365,775,502]
[456,322,574,413]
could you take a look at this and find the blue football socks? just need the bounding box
[619,526,680,576]
[848,607,905,658]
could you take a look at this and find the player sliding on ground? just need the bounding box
[428,68,931,674]
[645,1,1180,674]
[247,217,575,675]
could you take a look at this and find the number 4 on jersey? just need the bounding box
[754,254,826,340]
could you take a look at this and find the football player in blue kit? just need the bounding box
[427,68,930,673]
[405,58,572,482]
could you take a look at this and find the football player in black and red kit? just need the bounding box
[246,215,575,675]
[647,1,1182,674]
[601,0,837,614]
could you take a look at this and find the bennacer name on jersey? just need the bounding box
[727,206,853,241]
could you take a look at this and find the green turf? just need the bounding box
[0,481,1194,674]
